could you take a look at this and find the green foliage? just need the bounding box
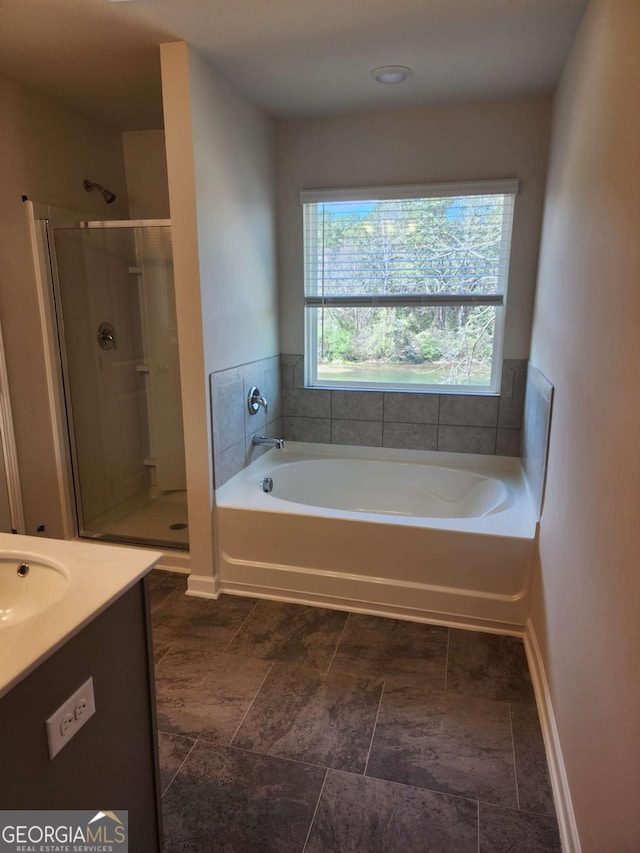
[321,318,355,362]
[415,330,443,363]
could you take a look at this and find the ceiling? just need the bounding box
[0,0,587,130]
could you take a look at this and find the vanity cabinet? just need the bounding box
[0,579,162,851]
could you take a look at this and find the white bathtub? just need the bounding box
[265,458,511,519]
[214,442,538,629]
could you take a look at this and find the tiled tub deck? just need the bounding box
[149,571,560,852]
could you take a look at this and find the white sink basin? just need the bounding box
[0,555,69,627]
[0,533,162,700]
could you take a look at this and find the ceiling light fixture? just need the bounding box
[371,66,413,85]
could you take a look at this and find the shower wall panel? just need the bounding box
[137,227,186,492]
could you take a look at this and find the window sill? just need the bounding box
[305,383,500,397]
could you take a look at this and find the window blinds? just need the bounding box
[302,180,518,308]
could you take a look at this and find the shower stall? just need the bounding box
[46,219,188,550]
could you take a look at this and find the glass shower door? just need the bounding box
[52,221,188,549]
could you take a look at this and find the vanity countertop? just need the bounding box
[0,533,162,699]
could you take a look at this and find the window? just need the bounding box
[302,179,518,393]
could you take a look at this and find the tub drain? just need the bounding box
[169,523,188,530]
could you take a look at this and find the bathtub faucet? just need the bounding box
[253,435,285,449]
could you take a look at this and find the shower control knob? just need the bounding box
[248,386,268,415]
[97,321,117,350]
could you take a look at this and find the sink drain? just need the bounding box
[169,523,188,530]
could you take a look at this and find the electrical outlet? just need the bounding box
[60,713,74,736]
[45,677,96,759]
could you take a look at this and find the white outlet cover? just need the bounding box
[46,677,96,759]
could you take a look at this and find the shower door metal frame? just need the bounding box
[41,218,85,541]
[0,320,26,533]
[75,219,171,229]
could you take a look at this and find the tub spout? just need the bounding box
[253,435,285,449]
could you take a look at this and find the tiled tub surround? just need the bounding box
[210,355,283,487]
[210,356,526,487]
[281,355,527,457]
[521,363,554,517]
[150,571,561,852]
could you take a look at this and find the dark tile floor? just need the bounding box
[148,570,561,852]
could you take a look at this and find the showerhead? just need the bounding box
[83,178,117,205]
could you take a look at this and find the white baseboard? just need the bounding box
[186,573,220,599]
[524,618,581,853]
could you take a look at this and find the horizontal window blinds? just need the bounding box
[302,182,517,306]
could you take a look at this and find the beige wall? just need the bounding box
[529,1,640,849]
[188,50,278,374]
[0,74,129,538]
[160,42,213,579]
[160,42,278,583]
[122,130,170,219]
[276,96,552,358]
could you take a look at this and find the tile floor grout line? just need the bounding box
[508,704,521,810]
[473,796,560,820]
[326,611,351,672]
[150,587,176,614]
[443,627,451,692]
[339,765,475,800]
[363,679,386,777]
[222,741,331,773]
[221,599,261,655]
[301,767,328,853]
[339,763,484,807]
[161,735,199,799]
[227,661,274,747]
[492,802,559,819]
[154,642,175,668]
